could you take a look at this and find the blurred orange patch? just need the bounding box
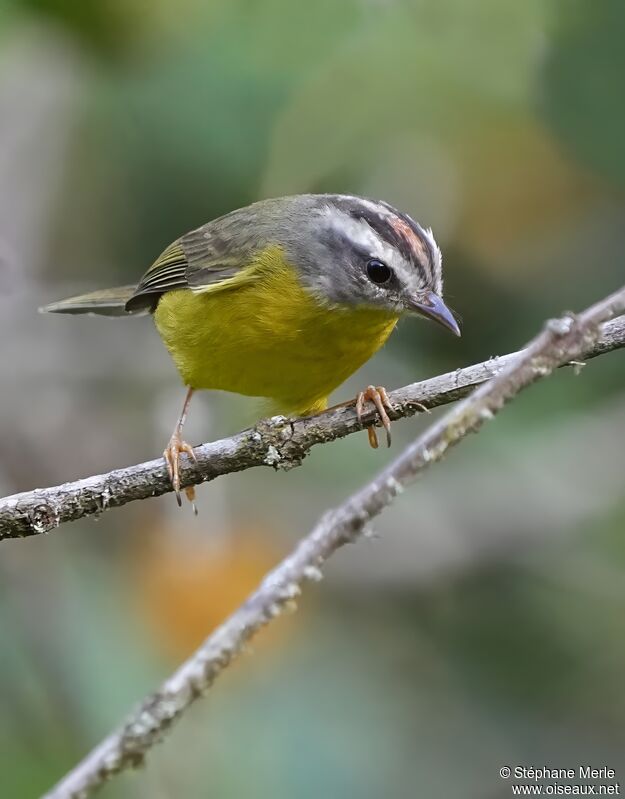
[131,518,294,661]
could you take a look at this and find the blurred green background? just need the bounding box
[1,1,624,797]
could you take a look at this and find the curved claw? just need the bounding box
[163,435,197,506]
[355,385,394,449]
[367,426,379,449]
[185,486,198,516]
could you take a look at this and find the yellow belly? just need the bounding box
[153,257,398,415]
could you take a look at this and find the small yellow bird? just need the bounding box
[43,194,460,503]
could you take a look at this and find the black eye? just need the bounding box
[366,258,392,285]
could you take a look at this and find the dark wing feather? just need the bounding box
[125,241,189,312]
[125,208,266,313]
[182,225,253,289]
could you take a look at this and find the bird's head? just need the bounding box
[290,194,460,336]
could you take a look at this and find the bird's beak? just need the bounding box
[406,291,461,336]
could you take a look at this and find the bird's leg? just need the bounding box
[163,387,198,508]
[355,385,393,449]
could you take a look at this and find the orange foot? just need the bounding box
[163,433,198,510]
[355,385,394,449]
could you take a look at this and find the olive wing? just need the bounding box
[125,222,258,313]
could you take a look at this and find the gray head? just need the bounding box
[280,194,460,335]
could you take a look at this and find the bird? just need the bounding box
[42,193,460,505]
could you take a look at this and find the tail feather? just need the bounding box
[40,285,142,316]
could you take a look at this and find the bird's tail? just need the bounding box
[39,285,142,316]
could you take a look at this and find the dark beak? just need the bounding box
[407,291,461,336]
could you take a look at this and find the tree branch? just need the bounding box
[41,286,625,799]
[1,313,624,541]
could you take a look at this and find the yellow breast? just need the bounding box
[153,247,399,415]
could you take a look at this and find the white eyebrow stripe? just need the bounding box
[321,206,399,264]
[320,197,444,295]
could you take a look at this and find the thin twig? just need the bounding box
[42,286,625,799]
[1,315,624,541]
